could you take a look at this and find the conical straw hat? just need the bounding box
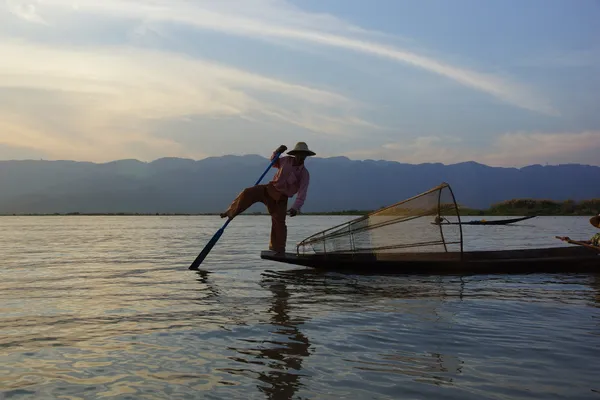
[287,142,316,156]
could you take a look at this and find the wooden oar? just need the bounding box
[188,152,283,270]
[555,236,600,253]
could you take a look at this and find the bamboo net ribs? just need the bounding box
[296,183,464,258]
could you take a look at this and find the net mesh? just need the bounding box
[296,183,463,257]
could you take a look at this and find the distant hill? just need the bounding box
[0,155,599,214]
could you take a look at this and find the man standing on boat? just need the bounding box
[220,142,316,255]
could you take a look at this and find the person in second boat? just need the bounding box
[219,142,315,255]
[557,214,600,248]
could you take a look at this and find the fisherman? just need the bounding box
[588,215,600,246]
[220,142,315,255]
[558,214,600,247]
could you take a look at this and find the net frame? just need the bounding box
[296,182,464,257]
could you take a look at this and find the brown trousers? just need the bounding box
[223,183,288,253]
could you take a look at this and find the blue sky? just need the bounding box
[0,0,599,166]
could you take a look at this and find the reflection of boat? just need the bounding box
[260,183,600,275]
[434,215,536,226]
[256,270,466,388]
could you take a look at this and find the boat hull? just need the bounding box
[260,246,600,275]
[437,216,537,226]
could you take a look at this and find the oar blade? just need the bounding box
[189,228,224,270]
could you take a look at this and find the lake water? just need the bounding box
[1,215,599,399]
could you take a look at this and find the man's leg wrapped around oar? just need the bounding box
[221,183,288,254]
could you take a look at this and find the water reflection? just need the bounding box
[224,275,311,400]
[262,268,600,308]
[256,269,467,391]
[193,269,220,301]
[260,268,463,310]
[348,350,464,387]
[590,275,600,307]
[255,281,311,400]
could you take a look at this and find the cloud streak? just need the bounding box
[0,38,367,161]
[5,0,47,24]
[0,98,194,162]
[7,0,557,116]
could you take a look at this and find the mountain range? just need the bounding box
[1,155,599,214]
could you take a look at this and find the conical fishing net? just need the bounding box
[296,183,463,257]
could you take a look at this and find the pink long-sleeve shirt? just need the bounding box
[270,152,310,211]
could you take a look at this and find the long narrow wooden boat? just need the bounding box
[260,183,599,275]
[261,246,599,275]
[435,215,536,226]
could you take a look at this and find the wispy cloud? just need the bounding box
[6,0,557,116]
[0,29,369,161]
[0,38,368,160]
[344,131,600,167]
[5,0,47,24]
[0,101,195,161]
[0,40,352,113]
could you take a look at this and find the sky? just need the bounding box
[1,0,599,167]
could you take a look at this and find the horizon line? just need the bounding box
[0,155,596,170]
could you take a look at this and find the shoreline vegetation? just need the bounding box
[1,199,599,217]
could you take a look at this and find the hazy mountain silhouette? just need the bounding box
[0,155,599,214]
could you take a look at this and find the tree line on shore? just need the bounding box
[459,198,600,216]
[305,198,600,216]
